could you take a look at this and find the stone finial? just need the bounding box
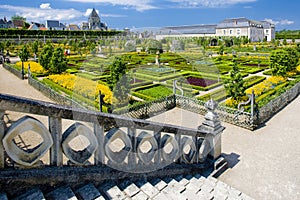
[205,98,218,113]
[198,99,224,135]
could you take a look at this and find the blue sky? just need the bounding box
[0,0,298,30]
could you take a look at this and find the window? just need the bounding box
[223,30,226,35]
[266,30,269,34]
[229,30,233,34]
[237,29,241,35]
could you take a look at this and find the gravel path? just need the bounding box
[149,97,300,200]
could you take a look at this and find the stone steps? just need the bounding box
[1,174,253,200]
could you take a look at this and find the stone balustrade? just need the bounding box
[0,93,224,189]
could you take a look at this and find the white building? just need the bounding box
[155,17,275,42]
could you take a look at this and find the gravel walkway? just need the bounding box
[149,96,300,200]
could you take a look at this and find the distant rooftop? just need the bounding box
[159,24,217,35]
[216,17,266,29]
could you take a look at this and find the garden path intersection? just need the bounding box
[0,64,300,199]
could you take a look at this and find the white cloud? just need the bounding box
[0,4,125,24]
[65,0,257,11]
[40,3,51,9]
[0,4,82,22]
[167,0,257,8]
[264,18,294,26]
[279,19,294,25]
[84,8,96,17]
[65,0,157,11]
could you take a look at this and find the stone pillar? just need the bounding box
[198,99,225,159]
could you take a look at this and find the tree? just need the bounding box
[19,45,30,79]
[39,44,53,70]
[32,40,39,61]
[49,47,67,74]
[225,59,245,101]
[11,15,26,21]
[285,47,299,70]
[108,57,130,104]
[5,40,11,50]
[269,49,298,76]
[218,44,224,55]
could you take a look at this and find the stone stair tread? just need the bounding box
[45,186,77,200]
[98,180,126,200]
[149,178,167,191]
[174,175,190,186]
[12,189,45,200]
[130,190,148,200]
[118,180,140,197]
[135,179,160,198]
[75,183,103,200]
[161,178,185,194]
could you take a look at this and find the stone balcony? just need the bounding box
[0,93,228,198]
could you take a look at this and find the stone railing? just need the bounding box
[259,81,300,124]
[114,95,176,119]
[175,95,255,130]
[0,93,224,189]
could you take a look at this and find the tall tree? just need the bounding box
[49,47,67,74]
[32,40,39,55]
[108,57,130,104]
[285,47,299,70]
[19,45,30,79]
[39,44,53,70]
[225,59,245,101]
[269,49,297,76]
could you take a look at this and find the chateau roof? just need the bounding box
[160,24,217,35]
[217,17,264,29]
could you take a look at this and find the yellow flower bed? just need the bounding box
[48,74,112,104]
[225,96,249,108]
[16,61,47,74]
[245,76,286,96]
[297,65,300,73]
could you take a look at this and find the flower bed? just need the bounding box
[47,74,112,104]
[245,76,286,96]
[186,77,218,87]
[15,61,47,75]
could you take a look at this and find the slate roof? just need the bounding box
[68,24,80,31]
[159,24,217,35]
[216,17,264,29]
[46,20,60,28]
[89,8,100,19]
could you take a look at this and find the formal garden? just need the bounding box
[2,34,300,116]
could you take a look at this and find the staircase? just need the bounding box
[1,174,253,200]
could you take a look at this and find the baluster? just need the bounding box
[154,130,161,164]
[94,123,105,166]
[193,136,199,164]
[175,132,181,164]
[49,116,62,166]
[0,111,5,168]
[128,127,137,167]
